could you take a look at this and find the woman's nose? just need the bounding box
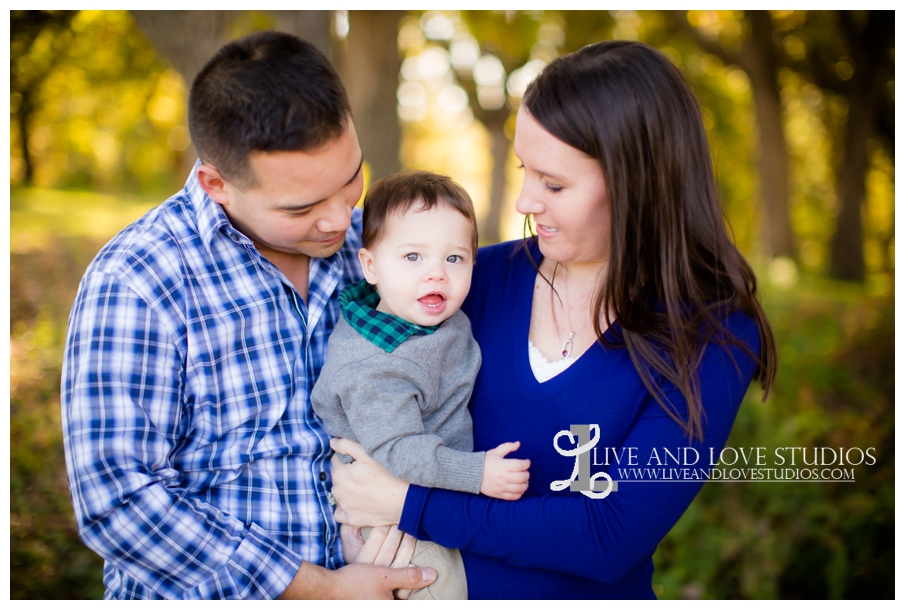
[514,182,543,216]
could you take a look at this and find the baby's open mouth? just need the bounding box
[418,293,446,310]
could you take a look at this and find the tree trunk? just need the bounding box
[479,110,511,245]
[131,10,238,180]
[11,10,78,185]
[827,11,889,283]
[271,10,332,56]
[130,10,334,181]
[746,61,796,260]
[829,92,870,282]
[742,11,796,260]
[17,93,35,184]
[338,10,404,182]
[667,10,797,260]
[130,11,237,87]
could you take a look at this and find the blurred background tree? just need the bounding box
[667,9,894,282]
[9,9,894,600]
[128,10,335,179]
[335,10,406,182]
[10,10,78,185]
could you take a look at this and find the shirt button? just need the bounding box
[319,471,327,481]
[229,233,240,242]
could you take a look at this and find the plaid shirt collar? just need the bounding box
[183,161,347,321]
[182,160,244,254]
[340,280,438,353]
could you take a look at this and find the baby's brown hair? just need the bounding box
[361,171,478,256]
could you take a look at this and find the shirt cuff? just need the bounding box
[398,484,432,540]
[436,448,486,494]
[181,522,303,600]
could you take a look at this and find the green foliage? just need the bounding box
[10,244,108,600]
[653,274,894,599]
[462,10,549,66]
[10,10,188,192]
[10,187,160,600]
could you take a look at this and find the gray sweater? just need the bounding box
[311,310,484,494]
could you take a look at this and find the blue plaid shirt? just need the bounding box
[61,164,364,599]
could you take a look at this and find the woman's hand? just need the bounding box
[354,525,418,600]
[339,524,366,565]
[330,437,410,527]
[353,525,416,567]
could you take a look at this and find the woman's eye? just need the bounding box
[447,255,463,263]
[544,183,563,193]
[404,253,421,262]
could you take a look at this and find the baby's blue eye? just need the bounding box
[405,253,421,262]
[447,255,463,263]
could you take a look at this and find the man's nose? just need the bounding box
[316,196,354,234]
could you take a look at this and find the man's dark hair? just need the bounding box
[362,171,479,257]
[188,30,351,187]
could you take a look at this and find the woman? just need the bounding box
[331,40,776,599]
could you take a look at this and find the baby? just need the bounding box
[312,170,530,599]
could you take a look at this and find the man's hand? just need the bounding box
[278,560,435,600]
[480,441,531,500]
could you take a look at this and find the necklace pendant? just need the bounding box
[561,332,575,359]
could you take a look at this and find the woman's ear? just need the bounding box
[196,164,231,206]
[358,248,379,285]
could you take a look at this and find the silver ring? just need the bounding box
[326,490,336,507]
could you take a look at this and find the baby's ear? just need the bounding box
[357,248,379,285]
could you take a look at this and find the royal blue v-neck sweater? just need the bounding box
[398,240,761,599]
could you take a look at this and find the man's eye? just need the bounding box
[404,253,421,262]
[447,255,463,263]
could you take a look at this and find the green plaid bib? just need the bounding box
[339,280,439,353]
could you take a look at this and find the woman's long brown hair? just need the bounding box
[522,40,777,441]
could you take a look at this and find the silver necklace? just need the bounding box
[557,265,594,359]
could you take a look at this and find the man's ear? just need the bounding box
[196,164,231,206]
[358,248,379,285]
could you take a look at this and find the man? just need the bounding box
[61,30,434,599]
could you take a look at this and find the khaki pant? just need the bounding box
[361,526,468,600]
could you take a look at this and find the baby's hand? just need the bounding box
[480,441,530,500]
